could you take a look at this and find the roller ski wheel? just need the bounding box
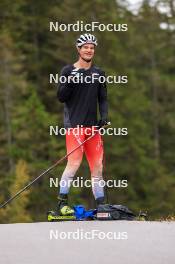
[47,210,76,222]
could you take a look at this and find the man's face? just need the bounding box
[77,43,95,62]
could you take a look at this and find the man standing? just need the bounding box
[57,33,108,215]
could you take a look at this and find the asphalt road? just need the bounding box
[0,221,174,264]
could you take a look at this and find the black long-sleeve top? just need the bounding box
[57,64,108,128]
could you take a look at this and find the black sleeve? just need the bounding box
[98,71,108,120]
[57,66,74,103]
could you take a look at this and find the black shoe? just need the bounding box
[96,196,105,207]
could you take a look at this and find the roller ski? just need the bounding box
[47,211,76,221]
[136,211,148,221]
[47,194,76,222]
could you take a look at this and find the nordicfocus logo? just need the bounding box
[49,228,128,240]
[49,177,128,189]
[49,126,128,136]
[50,73,128,84]
[49,21,128,32]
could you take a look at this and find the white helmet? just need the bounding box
[76,33,98,47]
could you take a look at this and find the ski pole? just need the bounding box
[0,122,110,209]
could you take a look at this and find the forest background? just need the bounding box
[0,0,174,223]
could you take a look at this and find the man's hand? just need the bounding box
[69,68,85,82]
[96,119,109,129]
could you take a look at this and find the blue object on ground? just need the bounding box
[73,205,97,220]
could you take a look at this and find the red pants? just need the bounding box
[59,127,104,199]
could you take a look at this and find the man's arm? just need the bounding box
[98,72,108,122]
[57,66,74,103]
